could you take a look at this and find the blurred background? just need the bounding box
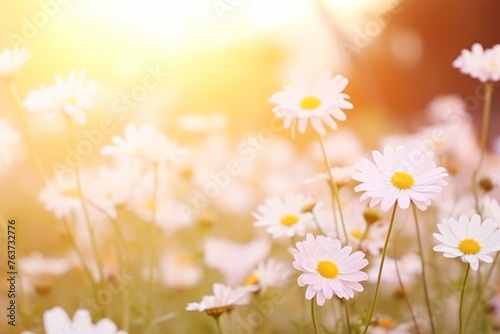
[1,0,499,332]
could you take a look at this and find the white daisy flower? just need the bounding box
[186,283,250,317]
[253,193,316,238]
[483,196,500,223]
[452,43,500,82]
[244,258,292,293]
[23,69,98,124]
[0,47,30,80]
[203,237,271,286]
[101,123,187,165]
[348,221,386,256]
[22,307,127,334]
[0,118,21,165]
[352,145,448,212]
[368,253,421,290]
[269,70,353,136]
[158,249,203,289]
[433,214,500,271]
[292,233,369,306]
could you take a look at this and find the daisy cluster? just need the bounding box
[2,40,500,334]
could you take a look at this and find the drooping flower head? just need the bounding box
[0,47,30,81]
[186,283,251,317]
[269,71,353,136]
[253,193,317,238]
[292,233,368,306]
[23,69,98,124]
[453,43,500,82]
[433,214,500,271]
[352,146,448,212]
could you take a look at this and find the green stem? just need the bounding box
[342,300,352,334]
[362,205,398,334]
[465,251,499,327]
[145,162,159,331]
[311,297,319,334]
[459,264,471,334]
[393,226,421,334]
[412,205,436,334]
[215,315,225,334]
[472,82,493,213]
[355,224,371,251]
[316,132,348,244]
[66,116,106,292]
[8,82,49,185]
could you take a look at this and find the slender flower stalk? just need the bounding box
[215,316,225,334]
[362,205,398,334]
[393,227,421,334]
[465,251,500,327]
[472,82,494,212]
[355,224,371,251]
[459,264,471,334]
[412,205,436,334]
[62,217,97,292]
[342,300,352,334]
[145,162,160,330]
[311,297,319,334]
[8,82,49,185]
[66,116,106,291]
[316,133,348,243]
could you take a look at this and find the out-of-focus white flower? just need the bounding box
[367,315,412,334]
[0,47,30,80]
[101,123,187,165]
[159,249,202,289]
[489,292,500,329]
[368,253,421,290]
[127,169,194,233]
[426,95,469,125]
[453,43,500,82]
[203,237,271,286]
[483,196,500,223]
[22,307,127,334]
[308,129,364,166]
[292,233,369,306]
[176,113,228,132]
[23,69,98,124]
[0,119,21,165]
[347,221,386,256]
[353,146,448,211]
[433,214,500,271]
[303,166,355,187]
[269,71,353,136]
[244,258,292,293]
[186,283,251,317]
[19,253,75,295]
[253,194,316,239]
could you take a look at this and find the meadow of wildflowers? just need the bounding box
[1,1,500,334]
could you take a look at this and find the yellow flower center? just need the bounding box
[280,214,299,226]
[317,260,339,279]
[63,188,81,198]
[378,316,395,329]
[245,274,259,286]
[391,171,415,190]
[300,96,321,110]
[62,97,79,106]
[351,229,370,240]
[458,238,481,255]
[363,208,383,225]
[145,200,155,211]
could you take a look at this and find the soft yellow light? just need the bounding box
[327,0,369,11]
[83,0,212,48]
